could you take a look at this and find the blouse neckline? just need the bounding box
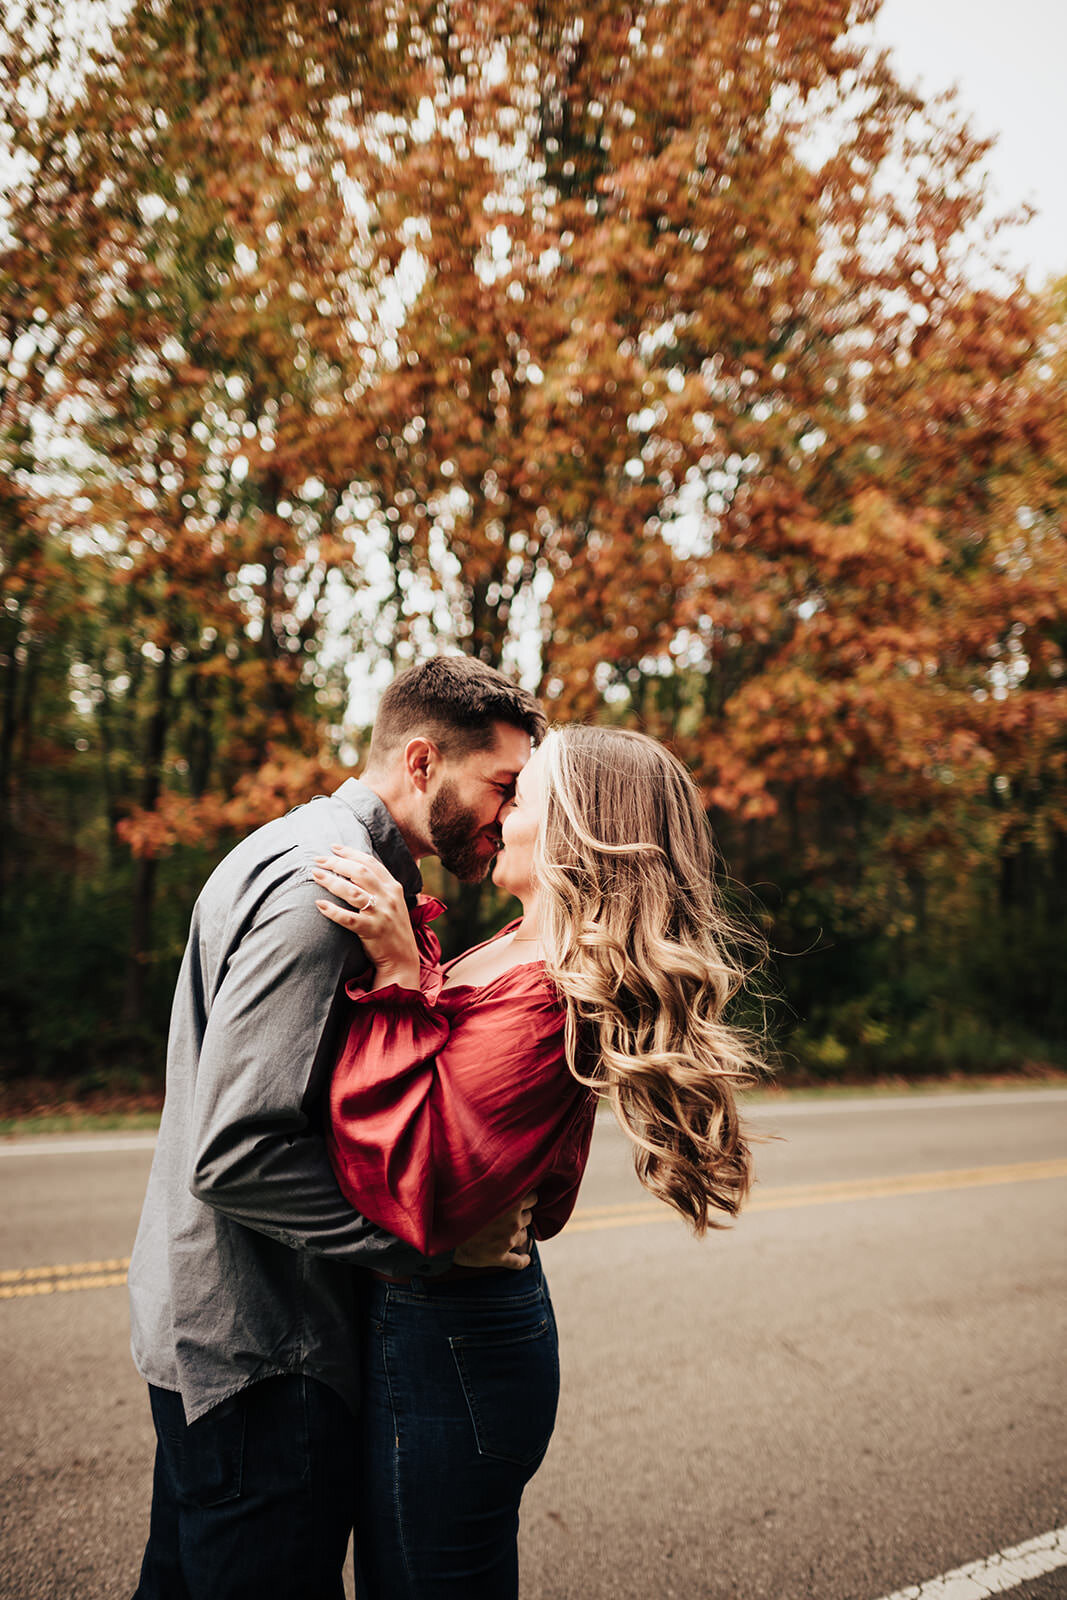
[440,919,546,994]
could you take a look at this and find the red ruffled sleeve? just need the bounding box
[326,961,595,1255]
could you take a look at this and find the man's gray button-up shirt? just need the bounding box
[128,780,447,1423]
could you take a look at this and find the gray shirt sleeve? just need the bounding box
[188,871,451,1277]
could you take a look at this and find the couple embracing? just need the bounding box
[129,654,763,1600]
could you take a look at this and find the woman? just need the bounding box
[312,725,765,1599]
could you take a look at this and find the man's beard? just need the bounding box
[428,781,499,882]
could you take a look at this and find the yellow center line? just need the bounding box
[0,1257,131,1284]
[3,1160,1065,1295]
[0,1257,131,1299]
[0,1272,130,1300]
[564,1157,1067,1234]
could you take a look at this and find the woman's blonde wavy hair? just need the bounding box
[535,725,766,1233]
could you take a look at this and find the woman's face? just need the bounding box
[491,743,545,901]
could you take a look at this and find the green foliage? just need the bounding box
[775,882,1067,1081]
[0,850,215,1081]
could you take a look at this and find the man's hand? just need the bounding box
[454,1192,538,1271]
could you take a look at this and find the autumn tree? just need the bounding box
[339,0,1066,1049]
[1,0,1063,1077]
[1,1,435,1031]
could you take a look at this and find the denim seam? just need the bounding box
[449,1318,550,1351]
[451,1341,490,1457]
[381,1315,418,1596]
[293,1375,312,1568]
[384,1285,545,1311]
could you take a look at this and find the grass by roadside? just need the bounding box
[0,1109,164,1137]
[2,1067,1066,1138]
[0,1079,164,1139]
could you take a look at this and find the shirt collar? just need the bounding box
[330,778,424,903]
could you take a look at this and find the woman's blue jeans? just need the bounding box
[353,1248,560,1600]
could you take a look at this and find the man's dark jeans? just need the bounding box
[132,1373,355,1600]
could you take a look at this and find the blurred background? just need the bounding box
[1,0,1064,1099]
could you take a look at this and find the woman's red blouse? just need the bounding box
[326,901,597,1257]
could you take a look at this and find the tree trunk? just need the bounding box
[122,646,173,1029]
[0,626,19,913]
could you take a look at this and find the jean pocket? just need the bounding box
[184,1393,246,1508]
[449,1317,560,1468]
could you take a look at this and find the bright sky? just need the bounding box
[872,0,1066,288]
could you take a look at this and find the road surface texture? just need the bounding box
[1,1087,1064,1599]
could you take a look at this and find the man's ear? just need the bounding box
[402,736,441,793]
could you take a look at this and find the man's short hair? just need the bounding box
[366,655,546,767]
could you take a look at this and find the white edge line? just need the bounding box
[872,1524,1067,1599]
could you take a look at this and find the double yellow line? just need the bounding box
[563,1156,1067,1234]
[0,1258,130,1300]
[2,1159,1064,1297]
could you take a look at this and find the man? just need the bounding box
[130,654,545,1600]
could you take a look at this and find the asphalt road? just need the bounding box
[1,1088,1064,1600]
